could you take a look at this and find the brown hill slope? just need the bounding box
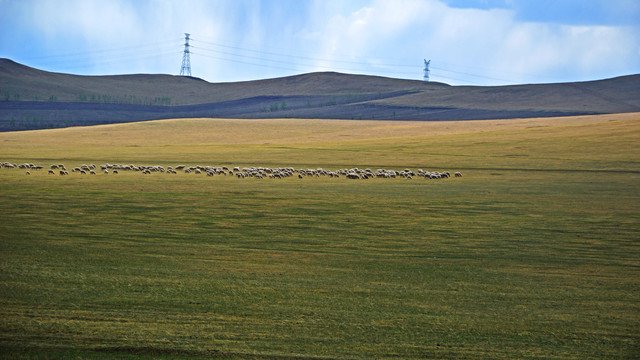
[0,59,433,105]
[1,58,639,131]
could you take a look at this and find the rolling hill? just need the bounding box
[1,58,639,131]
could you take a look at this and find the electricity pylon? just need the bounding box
[180,33,192,77]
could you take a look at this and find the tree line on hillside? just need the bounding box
[2,115,104,131]
[2,90,173,106]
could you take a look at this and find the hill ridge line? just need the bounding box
[1,58,639,131]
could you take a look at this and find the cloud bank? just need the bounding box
[1,0,638,85]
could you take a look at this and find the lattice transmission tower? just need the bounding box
[180,33,192,76]
[423,59,430,82]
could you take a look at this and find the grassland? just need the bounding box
[0,114,639,359]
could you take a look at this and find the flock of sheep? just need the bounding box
[1,161,462,180]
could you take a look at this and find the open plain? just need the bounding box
[0,113,639,359]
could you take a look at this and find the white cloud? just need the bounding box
[303,0,639,84]
[8,0,639,84]
[313,0,433,60]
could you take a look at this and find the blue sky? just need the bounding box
[0,0,638,85]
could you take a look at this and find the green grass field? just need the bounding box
[0,114,639,359]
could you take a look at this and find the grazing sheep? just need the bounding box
[13,161,462,182]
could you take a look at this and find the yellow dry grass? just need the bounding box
[0,112,637,172]
[1,112,636,148]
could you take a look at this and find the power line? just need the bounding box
[18,39,181,62]
[431,65,513,83]
[192,49,484,85]
[191,43,488,84]
[192,43,421,77]
[15,39,182,75]
[193,48,416,78]
[11,35,514,85]
[191,37,417,68]
[190,36,515,84]
[192,51,304,74]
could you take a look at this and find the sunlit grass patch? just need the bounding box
[0,113,638,359]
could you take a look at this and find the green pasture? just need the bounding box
[0,116,638,359]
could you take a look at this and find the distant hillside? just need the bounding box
[1,58,639,131]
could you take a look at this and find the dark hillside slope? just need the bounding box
[0,59,433,105]
[378,75,640,114]
[1,58,638,131]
